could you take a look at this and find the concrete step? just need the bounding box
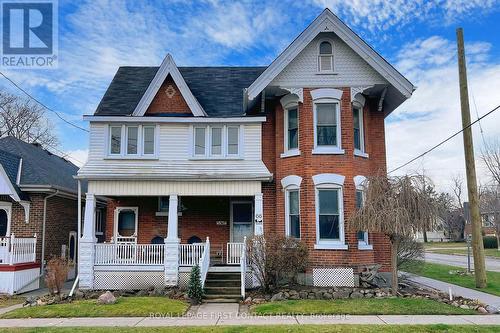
[204,294,241,301]
[204,298,241,303]
[204,279,240,287]
[204,286,241,295]
[206,273,240,280]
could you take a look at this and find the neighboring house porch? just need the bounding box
[79,181,262,297]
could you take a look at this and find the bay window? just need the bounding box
[311,88,344,155]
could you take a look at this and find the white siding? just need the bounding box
[81,122,270,180]
[271,32,388,88]
[88,180,261,196]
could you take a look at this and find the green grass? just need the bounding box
[1,297,188,318]
[405,261,500,297]
[0,326,496,333]
[0,297,24,308]
[427,248,500,258]
[251,298,474,315]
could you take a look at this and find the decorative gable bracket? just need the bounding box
[132,54,207,117]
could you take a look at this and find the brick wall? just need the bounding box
[0,194,78,263]
[261,88,392,272]
[145,75,192,115]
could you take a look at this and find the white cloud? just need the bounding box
[386,36,500,193]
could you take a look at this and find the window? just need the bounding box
[316,103,338,146]
[287,190,300,238]
[227,126,239,155]
[318,189,340,241]
[191,125,241,158]
[114,207,138,242]
[110,126,122,155]
[158,196,169,212]
[194,127,206,156]
[126,126,138,155]
[354,175,372,250]
[211,127,222,156]
[353,105,365,153]
[108,125,157,158]
[143,126,155,155]
[318,40,334,72]
[286,107,299,151]
[95,208,104,236]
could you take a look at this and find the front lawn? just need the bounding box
[423,242,466,249]
[0,297,24,308]
[427,248,500,258]
[1,297,188,318]
[405,261,500,297]
[0,326,496,333]
[251,298,474,315]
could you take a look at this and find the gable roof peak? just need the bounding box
[132,54,207,117]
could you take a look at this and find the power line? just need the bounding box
[0,71,89,133]
[389,103,500,174]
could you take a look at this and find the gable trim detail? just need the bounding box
[246,9,414,101]
[132,54,207,117]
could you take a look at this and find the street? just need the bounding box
[425,252,500,272]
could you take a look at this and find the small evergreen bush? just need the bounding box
[187,264,203,304]
[483,236,498,249]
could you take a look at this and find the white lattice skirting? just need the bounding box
[312,268,355,287]
[94,271,165,290]
[178,272,190,290]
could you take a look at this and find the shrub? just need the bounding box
[483,236,498,249]
[187,265,203,304]
[44,257,69,295]
[247,235,308,293]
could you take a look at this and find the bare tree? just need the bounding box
[481,140,500,186]
[451,174,464,210]
[479,186,500,250]
[349,175,438,294]
[0,92,58,147]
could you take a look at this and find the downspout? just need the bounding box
[42,190,59,274]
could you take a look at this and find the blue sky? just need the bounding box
[2,0,500,192]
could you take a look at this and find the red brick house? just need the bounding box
[77,9,414,295]
[0,136,80,294]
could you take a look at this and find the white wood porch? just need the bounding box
[0,234,37,265]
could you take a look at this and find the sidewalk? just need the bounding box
[405,273,500,309]
[0,314,498,327]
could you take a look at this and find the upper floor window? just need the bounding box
[192,125,241,159]
[318,40,334,72]
[280,93,301,158]
[311,89,344,155]
[353,105,366,155]
[108,125,157,158]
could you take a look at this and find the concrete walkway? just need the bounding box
[406,273,500,309]
[0,314,498,327]
[425,252,500,272]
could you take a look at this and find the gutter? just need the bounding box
[41,190,59,274]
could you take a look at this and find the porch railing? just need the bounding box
[179,243,205,266]
[94,243,164,265]
[199,237,210,288]
[0,234,37,265]
[240,236,247,298]
[227,242,245,265]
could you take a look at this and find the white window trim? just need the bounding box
[311,89,344,155]
[113,206,139,241]
[354,175,372,250]
[106,124,159,159]
[317,38,337,74]
[190,124,244,160]
[209,126,224,157]
[0,202,12,237]
[285,187,300,239]
[95,208,104,236]
[282,103,300,158]
[353,102,369,158]
[313,173,347,250]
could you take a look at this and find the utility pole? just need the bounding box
[456,28,487,288]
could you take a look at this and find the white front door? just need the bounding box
[230,201,254,243]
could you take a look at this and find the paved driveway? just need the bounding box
[425,252,500,272]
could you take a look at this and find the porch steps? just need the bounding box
[203,271,241,302]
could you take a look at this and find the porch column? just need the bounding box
[164,194,179,286]
[254,193,264,236]
[79,193,96,289]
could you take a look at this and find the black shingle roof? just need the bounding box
[0,137,81,194]
[94,67,267,117]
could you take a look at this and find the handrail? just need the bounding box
[199,237,210,288]
[0,234,37,265]
[240,236,247,299]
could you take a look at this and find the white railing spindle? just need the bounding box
[94,243,164,265]
[178,243,205,266]
[226,242,244,265]
[0,235,37,265]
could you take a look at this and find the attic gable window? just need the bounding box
[107,124,158,159]
[318,40,334,73]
